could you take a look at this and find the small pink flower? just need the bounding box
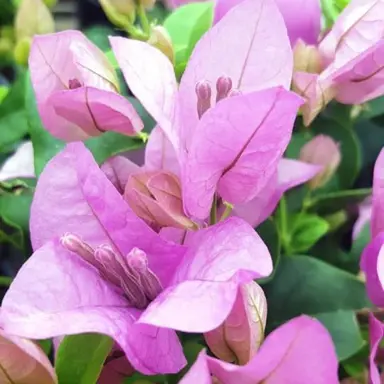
[29,30,143,141]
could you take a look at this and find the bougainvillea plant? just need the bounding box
[1,0,384,382]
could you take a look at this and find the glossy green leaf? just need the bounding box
[257,218,281,281]
[262,255,370,330]
[164,2,213,66]
[55,333,113,384]
[315,310,365,361]
[307,188,371,215]
[289,213,330,253]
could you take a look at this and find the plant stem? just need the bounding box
[219,202,233,222]
[137,3,150,37]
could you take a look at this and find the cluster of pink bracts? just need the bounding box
[1,0,384,383]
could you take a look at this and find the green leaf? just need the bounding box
[164,2,213,67]
[55,333,113,384]
[84,25,115,52]
[86,133,143,165]
[307,188,371,215]
[315,310,365,361]
[289,213,330,253]
[0,189,33,231]
[37,339,52,356]
[0,86,9,103]
[257,218,281,281]
[0,73,29,151]
[0,111,29,151]
[351,221,370,256]
[262,255,370,330]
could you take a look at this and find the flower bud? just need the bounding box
[293,39,322,74]
[43,0,57,7]
[148,26,174,64]
[13,37,31,66]
[299,134,341,189]
[124,171,196,231]
[99,0,136,28]
[15,0,55,41]
[204,282,267,365]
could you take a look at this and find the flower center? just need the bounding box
[61,234,162,309]
[195,75,240,118]
[68,78,83,89]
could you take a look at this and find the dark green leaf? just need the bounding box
[312,117,362,189]
[257,218,281,281]
[0,111,29,151]
[315,310,365,361]
[308,188,371,215]
[55,333,113,384]
[37,339,52,356]
[262,255,370,330]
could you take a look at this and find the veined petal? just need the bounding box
[319,0,384,67]
[49,87,143,137]
[1,240,185,375]
[179,0,293,151]
[234,159,321,227]
[30,143,185,286]
[208,316,338,384]
[368,314,384,384]
[109,38,179,150]
[274,0,321,46]
[139,218,272,332]
[332,40,384,104]
[183,87,302,220]
[360,233,384,307]
[372,149,384,238]
[145,125,180,176]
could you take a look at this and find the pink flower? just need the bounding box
[29,30,143,141]
[110,0,304,222]
[293,0,384,125]
[0,143,272,375]
[0,329,57,383]
[180,315,339,384]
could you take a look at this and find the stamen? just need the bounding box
[216,76,232,102]
[195,80,212,119]
[94,245,148,309]
[60,233,95,264]
[126,248,162,302]
[68,78,82,89]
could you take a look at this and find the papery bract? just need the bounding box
[29,30,143,141]
[0,329,57,384]
[204,281,267,365]
[182,87,303,220]
[360,150,384,306]
[274,0,321,46]
[181,315,339,384]
[294,0,384,125]
[368,314,384,384]
[2,143,272,375]
[233,158,321,227]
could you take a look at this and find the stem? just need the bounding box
[137,3,150,38]
[0,276,12,286]
[219,202,233,222]
[210,194,218,225]
[124,23,148,41]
